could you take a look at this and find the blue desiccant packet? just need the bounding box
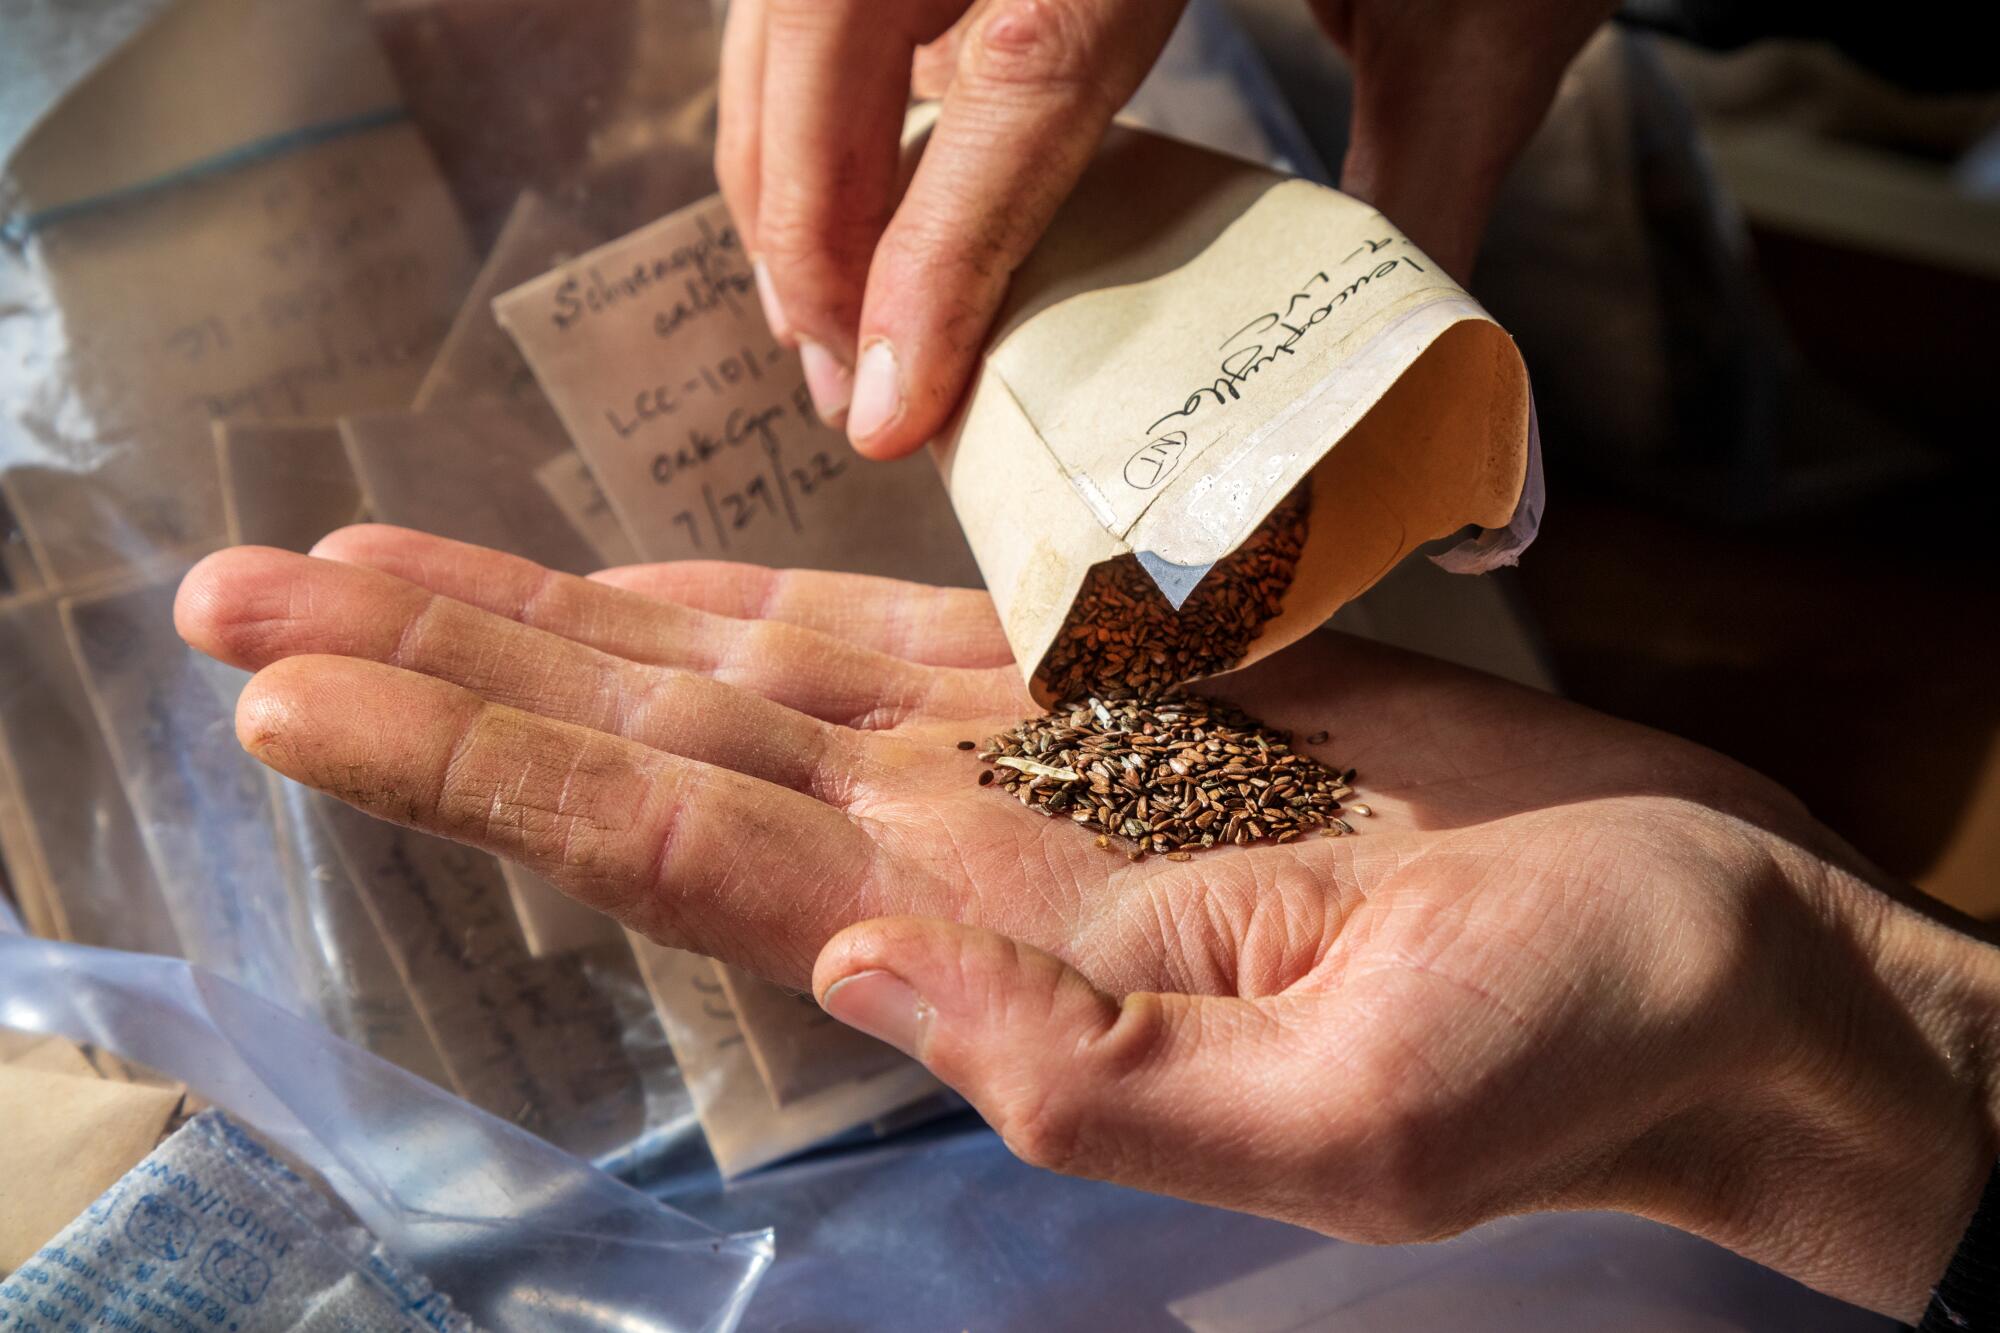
[0,1108,479,1332]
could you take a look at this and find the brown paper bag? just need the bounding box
[927,122,1535,703]
[414,190,603,411]
[0,759,61,941]
[341,397,609,576]
[0,1062,182,1270]
[60,567,308,998]
[366,0,719,246]
[0,589,178,955]
[0,492,43,597]
[313,797,664,1160]
[215,421,368,551]
[715,963,910,1107]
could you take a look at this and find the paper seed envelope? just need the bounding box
[927,123,1535,701]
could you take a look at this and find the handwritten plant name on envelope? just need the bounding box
[493,198,979,585]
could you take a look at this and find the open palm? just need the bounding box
[176,524,1962,1316]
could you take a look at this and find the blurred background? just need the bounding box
[1230,0,2000,922]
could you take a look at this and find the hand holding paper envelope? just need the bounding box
[717,0,1607,461]
[502,119,1534,704]
[925,121,1536,702]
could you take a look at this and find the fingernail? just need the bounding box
[847,340,902,444]
[821,969,927,1059]
[753,258,791,342]
[798,338,852,426]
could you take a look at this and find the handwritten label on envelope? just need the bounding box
[627,936,940,1177]
[928,123,1534,699]
[0,0,475,585]
[493,197,980,585]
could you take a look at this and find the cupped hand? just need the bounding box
[721,0,1615,457]
[174,527,2000,1320]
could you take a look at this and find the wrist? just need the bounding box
[1847,878,2000,1313]
[1631,854,2000,1319]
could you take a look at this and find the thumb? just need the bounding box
[813,916,1324,1208]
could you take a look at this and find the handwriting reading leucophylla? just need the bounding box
[1142,236,1425,439]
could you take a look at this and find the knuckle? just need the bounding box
[730,617,794,673]
[756,189,879,267]
[618,665,698,738]
[1089,991,1175,1082]
[765,0,834,30]
[1312,1048,1472,1244]
[994,1079,1090,1175]
[752,208,870,321]
[961,0,1099,97]
[997,988,1158,1179]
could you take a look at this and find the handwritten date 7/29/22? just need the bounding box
[656,382,850,554]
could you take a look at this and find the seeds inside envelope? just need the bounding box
[1033,486,1309,703]
[985,484,1356,859]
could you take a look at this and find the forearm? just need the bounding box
[1628,859,2000,1319]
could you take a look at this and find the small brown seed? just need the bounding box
[976,652,1360,858]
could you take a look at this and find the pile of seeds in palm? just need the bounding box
[973,694,1363,860]
[1034,486,1309,701]
[975,486,1367,860]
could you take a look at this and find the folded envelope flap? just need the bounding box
[1217,314,1530,677]
[934,349,1120,678]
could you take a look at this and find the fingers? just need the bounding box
[844,0,1187,458]
[751,0,963,424]
[1323,0,1615,281]
[297,526,1003,725]
[176,545,859,799]
[813,915,1340,1217]
[716,0,769,248]
[589,561,1012,668]
[909,13,971,98]
[241,655,876,980]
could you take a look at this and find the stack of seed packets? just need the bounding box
[0,0,475,1003]
[493,193,989,1173]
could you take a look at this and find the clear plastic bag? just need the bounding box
[0,0,711,1178]
[0,927,770,1332]
[661,1106,1891,1332]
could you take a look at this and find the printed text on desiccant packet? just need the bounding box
[0,1110,478,1333]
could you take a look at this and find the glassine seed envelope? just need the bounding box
[932,123,1534,701]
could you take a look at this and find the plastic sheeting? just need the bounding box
[0,928,770,1333]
